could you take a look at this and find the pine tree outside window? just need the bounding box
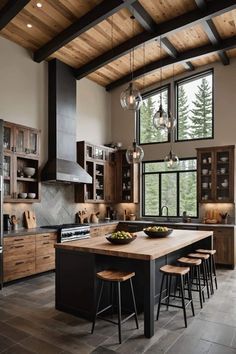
[176,70,213,141]
[138,86,170,144]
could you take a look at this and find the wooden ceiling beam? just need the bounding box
[74,0,236,80]
[0,0,30,31]
[33,0,137,63]
[161,37,194,71]
[106,35,236,90]
[194,0,230,65]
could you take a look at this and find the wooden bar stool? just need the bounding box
[196,249,218,291]
[91,270,139,344]
[156,265,194,328]
[178,257,204,308]
[187,253,213,297]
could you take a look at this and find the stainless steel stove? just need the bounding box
[41,223,90,243]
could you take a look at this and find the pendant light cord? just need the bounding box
[131,15,135,83]
[160,36,162,105]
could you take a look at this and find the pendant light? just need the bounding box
[153,38,168,130]
[164,125,179,169]
[126,114,144,164]
[166,63,177,131]
[120,16,143,111]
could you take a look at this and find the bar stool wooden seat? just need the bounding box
[156,265,194,328]
[188,253,213,297]
[196,249,218,291]
[91,270,139,344]
[178,257,204,308]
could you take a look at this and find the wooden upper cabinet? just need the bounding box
[197,145,234,203]
[75,141,115,203]
[115,150,139,203]
[3,121,41,203]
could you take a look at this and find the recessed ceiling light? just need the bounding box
[27,23,32,28]
[36,2,42,7]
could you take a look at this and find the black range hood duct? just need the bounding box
[41,59,92,184]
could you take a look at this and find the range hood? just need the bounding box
[41,59,92,184]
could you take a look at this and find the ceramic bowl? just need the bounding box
[220,157,228,162]
[18,192,27,199]
[27,193,36,199]
[23,167,35,178]
[143,228,173,238]
[106,234,137,244]
[202,169,208,175]
[221,183,228,188]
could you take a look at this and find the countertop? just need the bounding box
[3,227,58,237]
[55,229,213,261]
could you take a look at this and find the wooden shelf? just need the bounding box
[17,177,37,182]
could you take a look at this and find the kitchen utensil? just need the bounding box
[24,210,37,229]
[23,167,35,178]
[91,213,99,223]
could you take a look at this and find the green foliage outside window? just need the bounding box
[139,88,169,144]
[143,159,197,217]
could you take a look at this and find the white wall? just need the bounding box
[0,37,48,163]
[110,59,236,160]
[0,37,111,165]
[76,78,111,145]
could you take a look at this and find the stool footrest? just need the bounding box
[97,312,136,326]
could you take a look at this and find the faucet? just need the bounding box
[161,205,169,221]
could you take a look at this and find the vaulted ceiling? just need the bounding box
[0,0,236,91]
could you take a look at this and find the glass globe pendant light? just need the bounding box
[120,82,143,111]
[153,37,168,130]
[164,124,179,169]
[126,140,144,164]
[120,16,143,111]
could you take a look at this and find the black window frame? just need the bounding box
[175,69,214,143]
[137,83,171,146]
[142,157,198,218]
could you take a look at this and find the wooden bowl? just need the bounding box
[143,228,173,238]
[106,234,137,244]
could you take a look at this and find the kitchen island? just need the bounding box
[55,229,213,338]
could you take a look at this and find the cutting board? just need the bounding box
[24,210,37,229]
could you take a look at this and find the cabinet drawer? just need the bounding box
[4,242,35,261]
[4,235,35,245]
[36,240,56,256]
[36,233,57,242]
[35,254,55,273]
[3,257,35,282]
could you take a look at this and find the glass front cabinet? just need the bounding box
[197,145,234,203]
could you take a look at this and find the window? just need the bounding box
[176,70,213,141]
[142,159,197,217]
[139,86,169,144]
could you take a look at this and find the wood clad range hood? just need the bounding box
[41,59,92,184]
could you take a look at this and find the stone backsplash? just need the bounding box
[3,184,138,227]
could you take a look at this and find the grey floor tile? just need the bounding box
[208,342,236,354]
[0,334,16,353]
[0,322,30,342]
[184,318,235,347]
[19,336,65,354]
[2,344,34,354]
[165,334,212,354]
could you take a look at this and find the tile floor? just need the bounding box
[0,268,236,353]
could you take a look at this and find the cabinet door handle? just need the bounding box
[42,235,50,238]
[14,245,24,248]
[43,256,50,259]
[14,238,24,242]
[15,261,24,265]
[43,242,50,245]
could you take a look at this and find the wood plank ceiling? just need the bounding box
[0,0,236,91]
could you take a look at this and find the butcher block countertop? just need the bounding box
[55,229,213,261]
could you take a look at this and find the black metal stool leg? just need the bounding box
[117,282,122,344]
[202,261,210,298]
[157,273,165,320]
[129,278,139,329]
[180,275,187,328]
[207,258,214,295]
[167,275,172,311]
[197,265,203,308]
[212,255,218,289]
[91,281,104,334]
[187,272,195,316]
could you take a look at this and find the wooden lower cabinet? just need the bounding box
[3,232,57,282]
[198,226,235,268]
[90,223,118,237]
[35,233,57,273]
[3,235,36,282]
